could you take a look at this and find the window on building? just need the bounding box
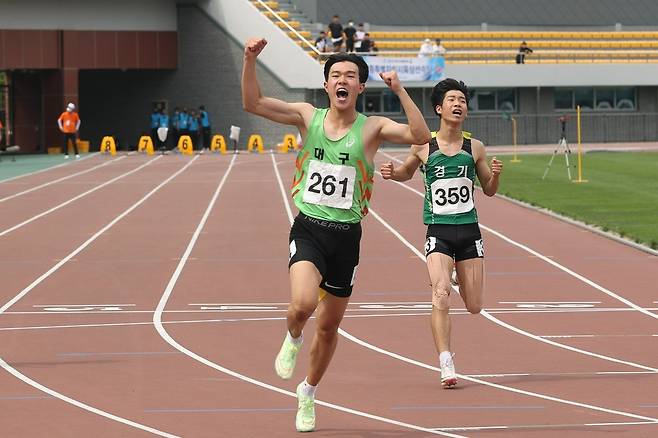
[574,88,594,110]
[554,87,636,111]
[554,89,572,110]
[467,88,517,112]
[357,90,401,114]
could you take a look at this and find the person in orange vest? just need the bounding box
[58,102,81,159]
[0,118,4,145]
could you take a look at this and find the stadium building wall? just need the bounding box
[80,4,307,152]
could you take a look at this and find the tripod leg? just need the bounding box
[562,138,571,181]
[564,147,572,180]
[542,148,559,180]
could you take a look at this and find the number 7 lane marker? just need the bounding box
[152,154,465,437]
[0,156,199,437]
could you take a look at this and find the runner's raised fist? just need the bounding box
[245,38,267,58]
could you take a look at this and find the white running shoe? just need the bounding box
[440,354,457,388]
[295,382,315,432]
[274,335,301,380]
[75,154,80,159]
[64,155,69,159]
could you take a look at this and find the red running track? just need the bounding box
[0,152,656,437]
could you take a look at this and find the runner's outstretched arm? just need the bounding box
[241,38,314,129]
[380,144,424,181]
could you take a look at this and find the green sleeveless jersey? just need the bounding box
[291,108,374,223]
[423,131,479,225]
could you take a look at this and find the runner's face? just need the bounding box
[437,90,467,122]
[324,61,364,110]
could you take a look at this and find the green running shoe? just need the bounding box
[274,334,301,380]
[295,382,315,432]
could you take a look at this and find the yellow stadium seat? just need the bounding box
[263,11,289,19]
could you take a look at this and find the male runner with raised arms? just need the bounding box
[380,78,503,389]
[242,38,430,432]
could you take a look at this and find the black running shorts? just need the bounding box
[425,223,484,261]
[288,213,361,298]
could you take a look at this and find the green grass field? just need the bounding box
[495,151,658,249]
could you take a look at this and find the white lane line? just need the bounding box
[0,358,178,437]
[542,334,658,339]
[379,151,658,320]
[0,312,433,332]
[370,168,656,371]
[273,158,658,422]
[0,155,124,202]
[368,206,658,373]
[481,310,658,371]
[500,301,601,304]
[467,371,658,378]
[0,156,195,436]
[340,328,658,423]
[0,156,161,237]
[0,158,199,436]
[0,156,194,314]
[32,304,136,307]
[0,153,97,184]
[437,420,658,432]
[4,306,658,316]
[152,153,464,438]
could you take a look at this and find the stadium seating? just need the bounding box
[249,1,658,63]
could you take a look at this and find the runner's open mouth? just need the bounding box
[336,88,349,99]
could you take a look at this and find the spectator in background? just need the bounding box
[157,108,169,151]
[370,37,379,55]
[327,15,344,52]
[0,118,3,145]
[343,21,357,52]
[354,23,366,52]
[178,108,190,141]
[418,38,434,57]
[432,38,447,57]
[199,105,211,151]
[516,41,533,64]
[58,102,80,159]
[150,105,161,145]
[188,109,200,151]
[171,107,181,149]
[315,31,329,53]
[357,33,372,53]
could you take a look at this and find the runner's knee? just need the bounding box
[315,321,340,341]
[460,285,483,314]
[289,300,315,322]
[431,282,451,310]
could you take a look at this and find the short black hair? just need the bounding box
[323,53,369,84]
[430,78,469,116]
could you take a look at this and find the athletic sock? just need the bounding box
[300,378,317,398]
[287,331,303,346]
[439,351,453,365]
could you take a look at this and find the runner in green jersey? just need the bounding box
[242,38,430,432]
[381,78,503,389]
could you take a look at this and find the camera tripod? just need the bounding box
[542,119,573,180]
